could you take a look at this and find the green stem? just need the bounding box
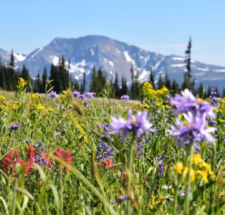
[127,132,136,215]
[184,143,194,215]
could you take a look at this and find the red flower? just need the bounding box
[101,158,114,169]
[26,145,35,163]
[54,147,74,171]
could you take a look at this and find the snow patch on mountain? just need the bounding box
[170,64,186,67]
[213,69,225,72]
[197,67,209,71]
[31,48,43,58]
[14,53,26,61]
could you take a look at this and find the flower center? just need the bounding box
[187,123,195,128]
[131,118,136,124]
[196,98,203,104]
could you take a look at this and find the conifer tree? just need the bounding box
[165,69,171,90]
[90,66,97,92]
[149,66,155,89]
[130,64,134,99]
[158,73,164,89]
[207,86,211,98]
[171,79,179,96]
[197,83,204,98]
[223,88,225,98]
[42,67,47,93]
[81,72,86,93]
[114,72,119,98]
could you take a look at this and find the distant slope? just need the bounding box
[1,35,225,93]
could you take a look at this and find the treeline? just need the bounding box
[0,48,224,99]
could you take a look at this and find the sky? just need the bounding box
[0,0,225,66]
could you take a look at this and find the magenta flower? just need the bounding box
[170,89,215,119]
[168,112,216,147]
[109,110,154,140]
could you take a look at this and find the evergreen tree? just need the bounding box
[149,66,155,89]
[171,79,179,96]
[207,86,211,98]
[90,66,97,92]
[197,83,204,98]
[130,64,134,99]
[20,65,31,92]
[165,69,171,90]
[81,72,86,93]
[158,73,164,89]
[182,72,190,90]
[134,70,141,99]
[223,88,225,98]
[114,72,119,98]
[42,67,47,93]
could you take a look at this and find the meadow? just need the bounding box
[0,78,224,215]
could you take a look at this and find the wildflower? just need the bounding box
[36,104,45,111]
[8,125,21,132]
[101,157,113,169]
[157,161,165,177]
[84,92,96,99]
[210,87,218,105]
[180,190,185,197]
[83,102,88,107]
[121,95,129,100]
[77,94,86,100]
[49,91,57,99]
[174,162,184,174]
[109,109,154,141]
[116,195,127,202]
[123,171,127,178]
[97,141,115,160]
[72,91,80,98]
[136,142,143,157]
[168,112,216,147]
[55,103,60,107]
[209,120,217,126]
[54,147,74,171]
[149,204,154,210]
[170,89,215,119]
[197,170,208,183]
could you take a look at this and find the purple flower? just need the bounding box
[121,95,129,100]
[72,91,80,98]
[55,103,59,107]
[209,120,217,126]
[170,89,215,119]
[96,141,115,160]
[116,195,127,202]
[83,102,88,107]
[168,112,216,147]
[8,125,21,132]
[180,190,185,197]
[49,91,57,99]
[210,87,218,105]
[77,94,86,100]
[84,92,96,99]
[109,110,154,141]
[136,142,143,157]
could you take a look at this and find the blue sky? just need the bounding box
[1,0,225,66]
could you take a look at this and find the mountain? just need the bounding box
[0,48,27,64]
[1,35,225,93]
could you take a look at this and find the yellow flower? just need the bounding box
[174,162,184,174]
[197,170,208,183]
[78,135,88,142]
[209,171,215,180]
[184,167,195,182]
[192,154,202,165]
[182,120,187,126]
[164,105,170,109]
[218,119,225,123]
[149,204,154,210]
[151,194,156,199]
[48,108,53,112]
[36,104,45,111]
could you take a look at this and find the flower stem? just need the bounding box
[127,132,136,215]
[184,143,194,215]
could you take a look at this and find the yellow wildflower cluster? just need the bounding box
[36,104,45,112]
[0,96,6,103]
[173,154,215,183]
[62,91,69,97]
[17,78,27,89]
[149,195,165,212]
[9,103,18,111]
[143,83,169,99]
[28,93,42,110]
[218,119,225,123]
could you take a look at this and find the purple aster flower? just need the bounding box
[121,95,129,100]
[168,112,216,147]
[157,161,165,177]
[170,89,216,119]
[72,91,80,98]
[55,103,60,107]
[109,110,154,141]
[180,190,185,197]
[146,101,150,105]
[77,94,86,100]
[137,142,143,157]
[84,92,96,99]
[156,156,163,161]
[49,91,57,99]
[116,195,127,202]
[96,141,115,160]
[8,125,21,132]
[83,102,88,107]
[209,120,217,126]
